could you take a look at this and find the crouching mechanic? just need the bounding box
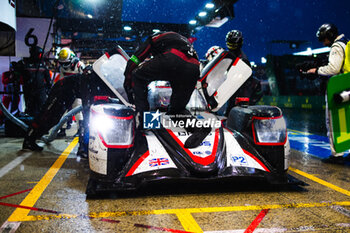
[22,66,115,152]
[124,31,210,148]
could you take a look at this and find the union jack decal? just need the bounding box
[149,158,169,167]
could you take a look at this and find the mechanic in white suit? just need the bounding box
[306,23,348,163]
[56,47,85,137]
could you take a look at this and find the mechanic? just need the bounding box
[124,31,210,148]
[200,45,225,70]
[54,47,85,139]
[17,46,52,117]
[224,30,262,116]
[22,64,116,152]
[0,62,22,125]
[305,23,349,163]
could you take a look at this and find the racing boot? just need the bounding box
[167,109,196,133]
[76,125,88,159]
[184,126,211,148]
[22,127,43,151]
[76,144,88,159]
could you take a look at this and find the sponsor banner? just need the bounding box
[327,73,350,153]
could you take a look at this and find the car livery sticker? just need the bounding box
[127,133,177,176]
[224,129,270,172]
[149,158,170,167]
[167,128,219,165]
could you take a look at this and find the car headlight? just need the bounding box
[90,109,134,148]
[252,116,287,145]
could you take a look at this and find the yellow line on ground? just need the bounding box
[7,138,78,222]
[289,167,350,197]
[7,138,349,230]
[288,129,311,135]
[174,210,203,233]
[19,201,350,222]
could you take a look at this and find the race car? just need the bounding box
[85,50,291,196]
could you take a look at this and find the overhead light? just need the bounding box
[189,20,197,25]
[87,14,93,19]
[261,57,267,64]
[152,29,160,33]
[124,26,132,31]
[205,3,215,9]
[293,47,330,56]
[57,4,64,10]
[199,11,207,17]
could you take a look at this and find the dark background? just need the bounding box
[8,0,350,63]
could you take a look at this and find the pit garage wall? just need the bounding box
[0,17,54,113]
[0,17,54,91]
[257,95,325,110]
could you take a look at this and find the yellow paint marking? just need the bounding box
[19,201,350,222]
[336,107,350,144]
[7,138,78,222]
[288,129,311,135]
[22,214,78,221]
[175,210,202,233]
[5,136,350,232]
[289,167,350,197]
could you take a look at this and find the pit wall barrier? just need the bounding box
[257,96,325,110]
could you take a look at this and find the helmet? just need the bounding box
[58,47,76,69]
[205,46,224,61]
[29,46,43,61]
[316,23,338,43]
[225,30,243,50]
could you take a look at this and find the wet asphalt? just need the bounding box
[0,108,349,233]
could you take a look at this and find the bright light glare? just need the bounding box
[91,115,114,133]
[261,57,267,64]
[205,3,215,9]
[153,29,160,33]
[250,61,255,66]
[199,11,207,17]
[87,14,93,18]
[124,26,132,31]
[293,47,330,56]
[189,20,197,25]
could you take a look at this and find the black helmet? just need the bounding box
[226,30,243,50]
[316,23,338,43]
[29,46,43,60]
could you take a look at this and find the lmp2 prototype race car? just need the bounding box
[85,49,291,196]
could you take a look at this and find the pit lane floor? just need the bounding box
[0,109,349,233]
